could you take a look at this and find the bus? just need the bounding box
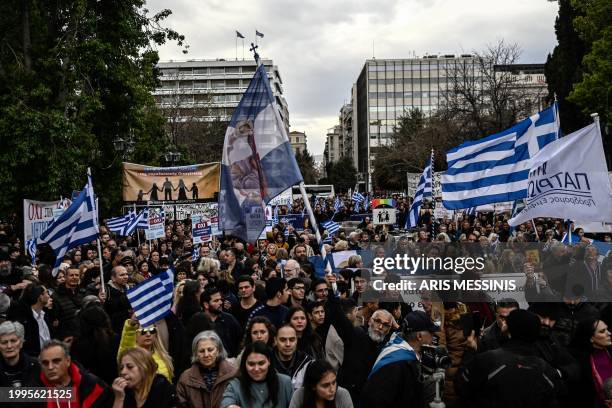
[291,184,335,199]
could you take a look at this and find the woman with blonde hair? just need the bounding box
[118,314,174,382]
[112,347,177,407]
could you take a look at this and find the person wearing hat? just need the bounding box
[456,309,564,407]
[529,302,580,406]
[360,310,440,408]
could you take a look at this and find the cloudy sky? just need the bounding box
[147,0,560,158]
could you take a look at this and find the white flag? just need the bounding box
[508,122,612,226]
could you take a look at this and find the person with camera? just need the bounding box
[455,309,564,407]
[360,310,441,408]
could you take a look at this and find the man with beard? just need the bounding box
[0,250,27,293]
[104,265,132,334]
[198,286,242,357]
[529,302,580,408]
[336,309,394,404]
[479,299,519,352]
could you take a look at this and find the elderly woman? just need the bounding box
[113,347,177,408]
[177,331,237,408]
[0,321,39,387]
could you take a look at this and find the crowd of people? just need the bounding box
[0,194,611,407]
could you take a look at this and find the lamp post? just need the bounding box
[164,151,182,166]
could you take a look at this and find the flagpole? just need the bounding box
[93,191,106,296]
[134,203,141,248]
[235,35,238,61]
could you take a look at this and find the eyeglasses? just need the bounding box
[293,286,305,291]
[372,317,392,330]
[139,327,157,335]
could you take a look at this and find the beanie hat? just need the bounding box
[506,309,541,342]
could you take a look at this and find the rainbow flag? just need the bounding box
[370,198,397,208]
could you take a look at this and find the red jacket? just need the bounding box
[39,362,112,408]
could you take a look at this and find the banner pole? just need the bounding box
[94,194,105,295]
[134,203,141,248]
[298,182,336,291]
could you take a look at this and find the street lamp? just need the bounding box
[164,151,182,166]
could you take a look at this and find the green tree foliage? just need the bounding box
[176,118,228,164]
[0,0,187,217]
[567,0,612,126]
[544,0,590,132]
[323,157,357,193]
[294,149,318,184]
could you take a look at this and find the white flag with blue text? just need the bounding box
[508,122,612,226]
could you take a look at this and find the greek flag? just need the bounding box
[219,62,303,241]
[364,195,370,212]
[405,157,432,229]
[321,220,340,235]
[26,239,37,265]
[107,212,134,235]
[127,270,174,328]
[107,209,148,236]
[272,205,279,225]
[256,30,264,38]
[369,332,417,378]
[333,198,343,213]
[136,208,149,230]
[352,192,365,203]
[38,175,99,273]
[466,206,477,217]
[442,104,560,209]
[354,201,360,213]
[236,30,245,39]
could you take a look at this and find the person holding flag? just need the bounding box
[405,153,433,230]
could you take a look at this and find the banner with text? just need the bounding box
[122,162,220,203]
[23,199,70,242]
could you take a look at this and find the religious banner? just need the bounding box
[122,162,220,203]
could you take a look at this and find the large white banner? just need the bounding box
[509,123,612,226]
[23,199,68,242]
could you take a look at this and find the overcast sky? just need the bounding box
[146,0,560,158]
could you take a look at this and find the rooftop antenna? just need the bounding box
[372,40,375,59]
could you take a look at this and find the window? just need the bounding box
[194,81,208,89]
[194,68,208,75]
[179,81,193,89]
[211,80,225,89]
[225,67,240,74]
[210,67,225,74]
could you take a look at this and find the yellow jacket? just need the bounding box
[118,320,173,382]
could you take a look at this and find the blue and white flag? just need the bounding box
[442,103,560,209]
[127,270,174,328]
[220,63,303,241]
[352,192,365,203]
[354,201,360,214]
[38,175,99,273]
[26,239,37,265]
[256,30,264,38]
[272,205,279,226]
[369,332,418,378]
[321,220,340,235]
[466,206,477,217]
[364,195,370,212]
[406,157,432,229]
[136,208,149,230]
[107,212,134,235]
[333,198,343,213]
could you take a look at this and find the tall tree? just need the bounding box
[294,149,318,184]
[0,0,187,217]
[544,0,590,132]
[324,157,357,193]
[567,0,611,128]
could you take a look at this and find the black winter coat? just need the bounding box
[455,340,564,408]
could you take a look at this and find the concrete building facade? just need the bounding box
[153,58,290,133]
